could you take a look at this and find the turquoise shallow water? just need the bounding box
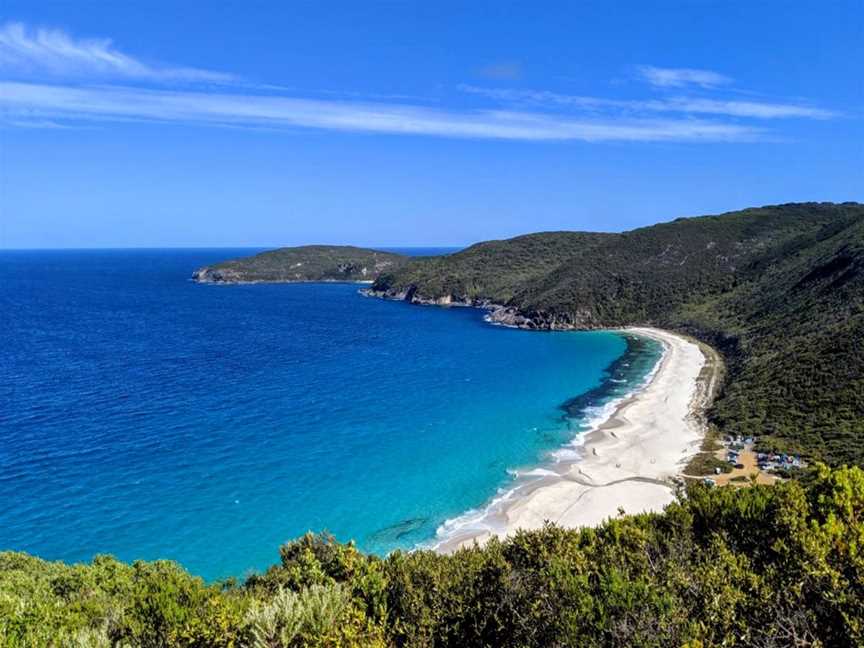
[0,249,661,581]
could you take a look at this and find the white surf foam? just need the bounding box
[428,336,667,551]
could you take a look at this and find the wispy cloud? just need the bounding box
[0,82,764,142]
[476,61,524,81]
[459,85,835,120]
[662,97,834,119]
[2,117,77,129]
[0,21,233,84]
[460,85,612,110]
[636,65,732,89]
[0,22,828,143]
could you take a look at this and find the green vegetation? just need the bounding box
[3,465,862,647]
[369,231,611,303]
[686,453,732,476]
[373,202,864,465]
[192,246,408,283]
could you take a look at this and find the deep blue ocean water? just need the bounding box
[0,249,660,580]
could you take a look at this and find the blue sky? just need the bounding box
[1,1,861,248]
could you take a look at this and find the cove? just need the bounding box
[0,249,657,580]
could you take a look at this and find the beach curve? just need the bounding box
[434,327,721,552]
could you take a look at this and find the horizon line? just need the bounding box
[0,244,470,251]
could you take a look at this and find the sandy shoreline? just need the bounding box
[434,327,718,552]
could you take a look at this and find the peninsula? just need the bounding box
[192,244,408,283]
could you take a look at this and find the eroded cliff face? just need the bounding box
[362,285,485,307]
[192,267,244,283]
[362,285,601,331]
[484,306,603,330]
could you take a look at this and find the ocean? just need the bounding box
[0,249,661,581]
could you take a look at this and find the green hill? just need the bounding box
[369,231,613,304]
[192,245,408,283]
[371,202,864,465]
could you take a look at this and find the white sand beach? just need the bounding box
[436,327,719,552]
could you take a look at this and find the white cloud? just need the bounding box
[459,85,834,120]
[0,21,233,83]
[0,82,764,142]
[476,62,524,81]
[459,85,613,110]
[636,65,732,88]
[661,97,834,119]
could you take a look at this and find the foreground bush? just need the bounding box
[1,465,862,647]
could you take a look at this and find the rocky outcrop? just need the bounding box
[362,285,601,331]
[362,285,489,308]
[192,267,245,283]
[485,306,606,330]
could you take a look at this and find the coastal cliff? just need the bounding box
[192,245,408,284]
[361,285,594,330]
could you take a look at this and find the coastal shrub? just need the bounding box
[245,584,349,647]
[246,588,304,646]
[247,532,389,630]
[2,465,863,647]
[687,454,733,476]
[66,626,114,648]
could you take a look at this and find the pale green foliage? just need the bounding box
[247,588,304,647]
[300,583,350,635]
[66,626,114,648]
[246,583,350,648]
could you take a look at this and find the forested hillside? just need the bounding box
[3,466,862,647]
[372,202,864,465]
[373,231,612,303]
